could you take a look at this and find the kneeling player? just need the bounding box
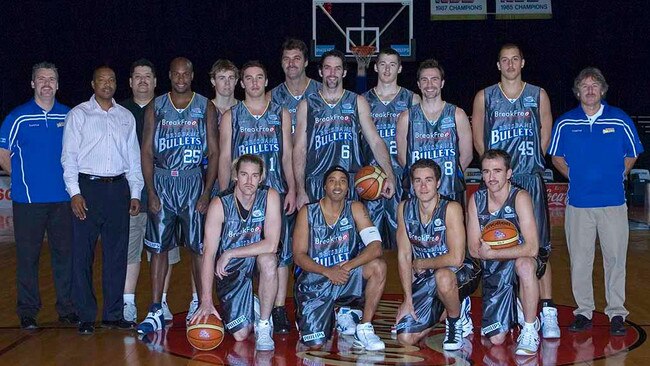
[192,155,281,351]
[395,159,480,350]
[293,166,387,351]
[467,149,540,355]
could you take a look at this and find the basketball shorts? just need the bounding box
[397,257,481,334]
[216,256,256,334]
[480,258,518,338]
[305,173,358,203]
[294,266,364,347]
[364,181,402,250]
[278,198,295,267]
[145,167,204,255]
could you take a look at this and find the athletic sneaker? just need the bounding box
[123,302,137,323]
[459,296,473,336]
[515,323,540,355]
[354,322,385,351]
[255,319,275,351]
[185,299,199,324]
[271,306,291,334]
[162,301,173,322]
[137,304,165,334]
[443,318,463,351]
[336,307,362,336]
[540,307,561,338]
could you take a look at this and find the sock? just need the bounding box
[151,302,162,311]
[447,316,459,324]
[258,319,270,326]
[124,294,135,304]
[541,299,555,308]
[162,293,167,303]
[524,321,537,328]
[192,292,198,302]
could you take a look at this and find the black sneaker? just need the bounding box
[101,319,135,330]
[59,313,80,324]
[78,322,95,335]
[610,316,627,336]
[271,306,291,334]
[20,316,38,330]
[569,314,592,332]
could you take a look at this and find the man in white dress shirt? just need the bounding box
[61,66,144,335]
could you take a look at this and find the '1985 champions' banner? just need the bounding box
[431,0,487,20]
[496,0,552,19]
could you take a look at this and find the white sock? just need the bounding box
[258,319,270,326]
[524,321,537,328]
[192,292,198,302]
[124,293,135,304]
[162,293,168,303]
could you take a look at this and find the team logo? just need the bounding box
[340,218,349,226]
[342,103,354,114]
[603,128,615,134]
[523,96,538,108]
[434,218,442,226]
[252,210,263,218]
[397,101,408,108]
[441,117,455,129]
[268,114,280,125]
[57,122,65,128]
[342,103,352,110]
[190,107,204,118]
[504,206,513,214]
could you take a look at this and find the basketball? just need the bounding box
[354,166,387,201]
[186,314,225,351]
[481,219,519,249]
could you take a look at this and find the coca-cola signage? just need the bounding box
[546,183,568,208]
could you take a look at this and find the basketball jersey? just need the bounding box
[305,90,364,178]
[406,103,465,196]
[483,83,544,174]
[217,186,269,258]
[153,93,208,170]
[230,102,287,194]
[271,79,321,133]
[403,196,451,259]
[474,185,524,245]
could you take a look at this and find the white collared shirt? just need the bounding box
[61,95,144,199]
[586,103,605,125]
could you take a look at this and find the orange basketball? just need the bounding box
[481,219,519,249]
[186,314,225,351]
[354,166,387,201]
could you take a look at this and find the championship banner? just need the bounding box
[431,0,487,20]
[495,0,553,19]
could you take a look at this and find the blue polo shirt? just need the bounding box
[548,103,644,208]
[0,99,71,203]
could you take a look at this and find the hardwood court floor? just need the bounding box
[0,211,648,365]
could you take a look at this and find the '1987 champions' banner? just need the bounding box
[496,0,552,19]
[431,0,487,20]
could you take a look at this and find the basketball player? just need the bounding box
[293,165,387,351]
[467,149,540,355]
[362,47,420,250]
[471,43,558,339]
[209,59,239,116]
[268,38,321,132]
[395,159,480,350]
[137,57,219,334]
[293,49,396,208]
[396,59,472,205]
[218,60,296,334]
[192,155,281,351]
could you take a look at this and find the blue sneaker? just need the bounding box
[137,304,165,334]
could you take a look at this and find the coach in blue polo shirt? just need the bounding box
[548,67,644,337]
[0,62,77,329]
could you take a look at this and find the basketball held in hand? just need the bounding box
[186,314,225,351]
[354,166,387,201]
[481,219,519,249]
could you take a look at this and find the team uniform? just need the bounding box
[145,93,208,255]
[305,91,364,202]
[215,186,270,334]
[294,200,365,346]
[396,196,480,334]
[406,103,466,203]
[483,83,551,272]
[474,185,526,337]
[229,101,293,266]
[362,88,413,249]
[270,79,321,133]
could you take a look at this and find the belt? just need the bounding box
[79,173,125,182]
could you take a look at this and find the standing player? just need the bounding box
[396,59,473,204]
[218,60,296,333]
[362,47,420,250]
[395,159,480,350]
[471,43,558,338]
[192,155,282,351]
[467,149,540,355]
[293,166,387,351]
[209,59,239,116]
[138,57,219,333]
[293,49,396,208]
[268,38,321,132]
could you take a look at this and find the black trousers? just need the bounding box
[13,201,75,318]
[72,176,130,323]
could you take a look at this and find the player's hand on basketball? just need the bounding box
[196,192,210,214]
[477,239,494,260]
[148,191,161,214]
[325,264,349,285]
[191,302,221,324]
[412,259,426,275]
[129,199,140,216]
[396,300,417,322]
[284,189,296,215]
[381,177,395,199]
[296,191,309,210]
[215,251,232,279]
[71,194,88,220]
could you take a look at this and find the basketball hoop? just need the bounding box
[350,45,376,69]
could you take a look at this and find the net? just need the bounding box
[350,45,376,69]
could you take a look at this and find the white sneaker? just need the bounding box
[255,319,275,351]
[443,318,463,351]
[336,307,362,336]
[161,301,173,322]
[459,296,473,336]
[353,322,385,351]
[186,299,199,324]
[123,302,137,323]
[540,307,560,339]
[516,323,540,355]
